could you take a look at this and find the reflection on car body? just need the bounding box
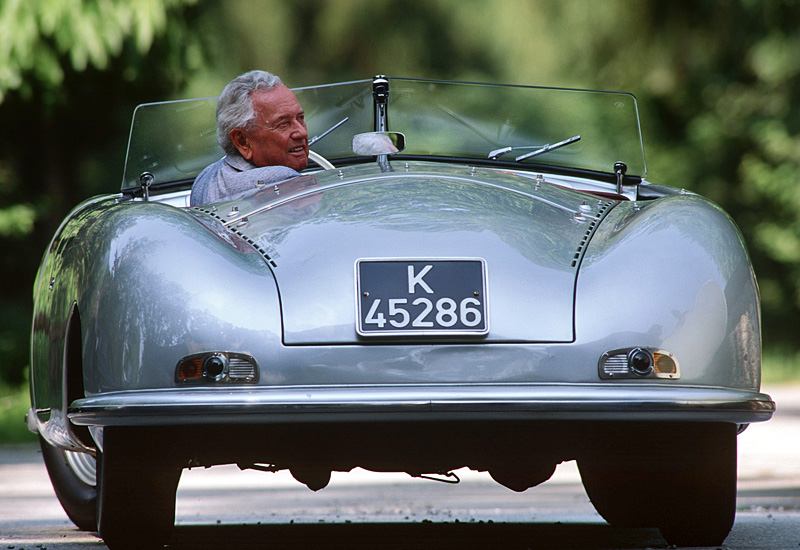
[29,76,773,549]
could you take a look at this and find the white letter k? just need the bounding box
[408,264,434,294]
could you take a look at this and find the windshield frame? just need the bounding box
[121,76,646,193]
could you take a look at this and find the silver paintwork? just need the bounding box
[30,77,772,460]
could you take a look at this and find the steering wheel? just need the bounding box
[308,150,335,170]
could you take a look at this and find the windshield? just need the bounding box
[122,77,645,191]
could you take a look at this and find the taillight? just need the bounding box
[599,347,680,380]
[175,352,259,383]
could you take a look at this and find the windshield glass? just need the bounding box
[122,77,645,191]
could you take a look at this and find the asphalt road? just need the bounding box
[2,385,798,550]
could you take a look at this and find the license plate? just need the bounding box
[356,259,488,336]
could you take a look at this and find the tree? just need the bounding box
[0,0,207,384]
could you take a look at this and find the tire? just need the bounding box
[96,427,183,550]
[39,435,98,531]
[577,423,737,547]
[577,447,654,529]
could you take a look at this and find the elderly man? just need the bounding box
[190,70,308,206]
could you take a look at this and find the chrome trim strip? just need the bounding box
[69,385,774,426]
[221,172,600,228]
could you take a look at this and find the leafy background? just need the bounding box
[1,0,799,398]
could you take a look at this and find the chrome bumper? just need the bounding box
[68,384,775,427]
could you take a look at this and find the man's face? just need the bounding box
[230,85,309,171]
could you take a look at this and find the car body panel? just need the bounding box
[193,163,620,345]
[576,195,761,389]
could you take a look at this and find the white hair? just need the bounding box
[216,70,284,155]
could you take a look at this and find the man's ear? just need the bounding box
[229,128,253,160]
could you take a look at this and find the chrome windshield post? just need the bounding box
[139,172,154,201]
[372,76,392,172]
[614,162,627,195]
[372,75,389,132]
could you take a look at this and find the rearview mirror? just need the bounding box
[352,132,406,156]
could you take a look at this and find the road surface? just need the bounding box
[2,385,798,549]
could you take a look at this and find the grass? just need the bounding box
[0,351,797,445]
[761,349,800,385]
[0,382,36,444]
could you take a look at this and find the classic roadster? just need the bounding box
[29,76,774,548]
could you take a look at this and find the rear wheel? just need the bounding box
[96,428,183,550]
[577,423,737,547]
[39,435,97,531]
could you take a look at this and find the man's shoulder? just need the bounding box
[190,157,227,205]
[196,153,251,180]
[195,156,226,179]
[223,153,254,172]
[190,155,300,206]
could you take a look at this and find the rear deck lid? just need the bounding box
[193,163,616,344]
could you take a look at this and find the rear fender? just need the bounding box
[77,202,282,393]
[575,195,760,389]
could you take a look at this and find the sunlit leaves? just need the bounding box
[0,204,35,237]
[749,33,800,86]
[0,0,197,102]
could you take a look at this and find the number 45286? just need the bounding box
[363,296,483,329]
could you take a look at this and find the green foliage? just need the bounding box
[762,349,800,384]
[0,301,31,386]
[0,382,35,444]
[0,0,199,102]
[0,204,35,237]
[0,0,211,387]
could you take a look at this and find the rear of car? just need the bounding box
[30,76,773,549]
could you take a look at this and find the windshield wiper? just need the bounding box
[308,117,349,147]
[488,135,581,162]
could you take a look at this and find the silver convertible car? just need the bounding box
[29,76,774,548]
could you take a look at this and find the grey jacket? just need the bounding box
[190,153,299,206]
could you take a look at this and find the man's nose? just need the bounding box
[292,120,308,138]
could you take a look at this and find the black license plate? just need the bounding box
[356,259,488,336]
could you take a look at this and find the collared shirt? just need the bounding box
[189,153,300,206]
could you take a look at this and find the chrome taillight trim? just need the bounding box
[175,352,259,384]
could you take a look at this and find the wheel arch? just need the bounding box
[64,305,95,450]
